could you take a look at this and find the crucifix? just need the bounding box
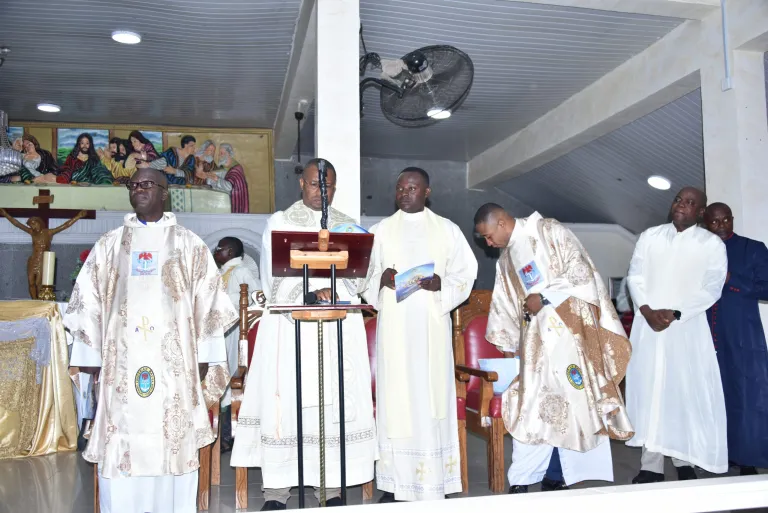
[0,189,96,299]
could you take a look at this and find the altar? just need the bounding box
[0,183,232,213]
[0,301,78,460]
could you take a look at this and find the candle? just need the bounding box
[42,251,55,286]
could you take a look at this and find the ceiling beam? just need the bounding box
[273,0,317,159]
[513,0,719,20]
[468,0,768,189]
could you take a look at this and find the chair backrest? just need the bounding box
[452,290,502,393]
[238,284,263,368]
[364,315,377,405]
[248,322,259,366]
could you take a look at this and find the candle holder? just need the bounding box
[38,285,56,301]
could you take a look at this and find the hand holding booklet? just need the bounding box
[394,262,435,302]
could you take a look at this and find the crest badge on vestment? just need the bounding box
[135,366,155,398]
[566,364,584,390]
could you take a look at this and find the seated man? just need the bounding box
[56,133,113,185]
[195,143,249,213]
[18,134,59,183]
[148,135,196,185]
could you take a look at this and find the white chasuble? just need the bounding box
[65,213,237,488]
[230,201,377,489]
[625,223,728,473]
[363,209,478,501]
[486,213,633,453]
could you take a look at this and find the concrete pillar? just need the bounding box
[315,0,361,221]
[701,50,768,241]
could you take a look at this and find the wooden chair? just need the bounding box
[229,283,264,510]
[362,313,470,500]
[452,290,506,493]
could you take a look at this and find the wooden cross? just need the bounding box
[3,189,95,228]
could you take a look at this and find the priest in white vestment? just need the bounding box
[362,168,478,502]
[475,204,633,493]
[625,187,728,482]
[65,169,238,513]
[230,159,377,510]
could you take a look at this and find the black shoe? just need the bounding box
[378,492,397,503]
[740,466,759,476]
[676,466,697,481]
[508,485,529,494]
[632,470,665,484]
[540,477,568,491]
[261,500,287,510]
[325,497,343,507]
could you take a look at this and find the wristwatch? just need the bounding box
[539,293,550,306]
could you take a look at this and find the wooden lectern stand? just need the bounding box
[269,227,374,508]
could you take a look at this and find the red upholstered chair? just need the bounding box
[229,284,264,510]
[362,313,469,500]
[452,290,506,493]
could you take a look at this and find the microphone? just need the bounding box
[304,292,319,305]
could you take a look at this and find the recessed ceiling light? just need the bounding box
[112,30,141,45]
[37,103,61,113]
[647,175,671,190]
[427,108,451,120]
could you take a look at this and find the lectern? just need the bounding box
[268,160,374,508]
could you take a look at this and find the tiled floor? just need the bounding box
[0,434,763,513]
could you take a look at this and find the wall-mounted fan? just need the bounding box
[359,27,474,128]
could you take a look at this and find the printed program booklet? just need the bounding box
[395,262,435,302]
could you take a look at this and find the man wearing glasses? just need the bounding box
[705,202,768,476]
[65,168,238,513]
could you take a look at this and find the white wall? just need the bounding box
[565,223,638,288]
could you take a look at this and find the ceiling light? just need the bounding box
[112,30,141,45]
[647,175,671,190]
[427,108,451,120]
[37,103,61,113]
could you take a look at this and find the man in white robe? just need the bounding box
[625,187,728,482]
[475,204,633,493]
[65,168,238,513]
[213,236,261,449]
[362,167,478,502]
[230,159,377,510]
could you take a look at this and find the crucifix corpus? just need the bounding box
[0,189,95,299]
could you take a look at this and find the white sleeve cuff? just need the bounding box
[541,289,569,308]
[198,336,227,364]
[70,340,102,368]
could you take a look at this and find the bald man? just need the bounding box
[704,203,768,475]
[475,204,632,493]
[230,159,376,510]
[625,187,728,483]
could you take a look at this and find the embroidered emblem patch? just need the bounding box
[135,316,154,341]
[131,251,158,276]
[566,364,584,390]
[135,366,155,398]
[518,260,542,290]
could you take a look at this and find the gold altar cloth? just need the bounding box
[0,301,77,459]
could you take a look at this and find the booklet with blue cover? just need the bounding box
[394,262,435,302]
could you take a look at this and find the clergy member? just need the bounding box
[213,236,261,451]
[625,187,728,482]
[704,202,768,475]
[65,167,238,513]
[363,167,478,502]
[230,158,377,510]
[475,203,633,493]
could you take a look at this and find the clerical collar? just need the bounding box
[221,256,243,271]
[401,208,426,218]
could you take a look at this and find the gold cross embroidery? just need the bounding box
[416,462,428,482]
[136,316,153,341]
[445,456,457,474]
[547,317,565,336]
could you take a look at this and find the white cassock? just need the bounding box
[219,255,261,408]
[65,213,237,513]
[486,213,632,486]
[230,201,378,489]
[363,208,478,501]
[625,223,728,473]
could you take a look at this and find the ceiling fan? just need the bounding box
[358,26,474,128]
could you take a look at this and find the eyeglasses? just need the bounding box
[126,180,166,191]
